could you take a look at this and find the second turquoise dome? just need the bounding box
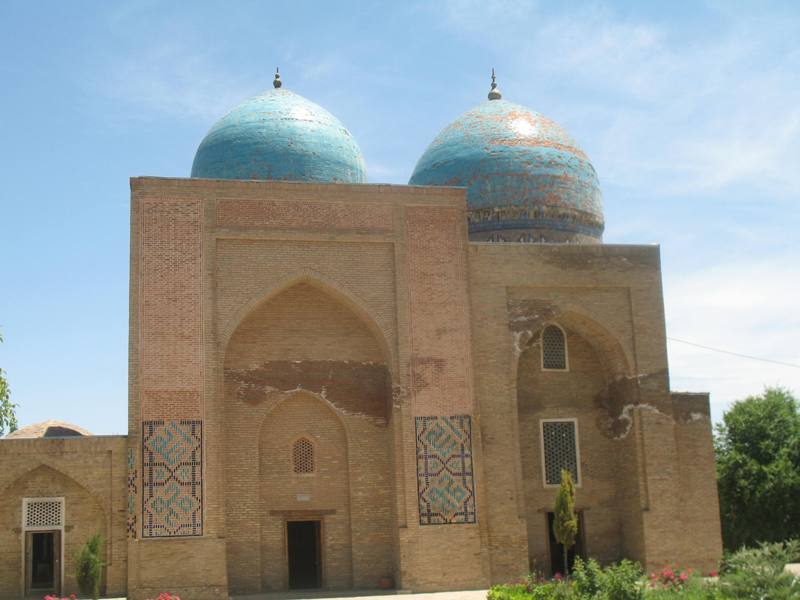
[409,94,604,243]
[191,85,366,183]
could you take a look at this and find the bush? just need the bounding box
[571,557,603,596]
[488,584,536,600]
[645,577,723,600]
[718,539,800,599]
[489,559,644,600]
[74,533,104,600]
[601,560,644,600]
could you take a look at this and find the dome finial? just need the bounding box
[273,67,282,89]
[488,68,502,100]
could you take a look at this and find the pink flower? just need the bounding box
[709,570,718,577]
[553,572,562,581]
[679,573,688,581]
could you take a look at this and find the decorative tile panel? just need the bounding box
[127,448,137,539]
[415,415,477,525]
[142,420,203,537]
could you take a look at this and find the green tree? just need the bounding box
[715,386,800,549]
[75,533,104,599]
[553,468,579,575]
[0,331,18,437]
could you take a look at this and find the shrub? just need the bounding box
[648,566,693,590]
[718,539,800,599]
[488,584,535,600]
[645,577,724,600]
[601,560,644,600]
[571,556,603,597]
[74,533,104,600]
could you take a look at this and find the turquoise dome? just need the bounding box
[191,80,366,183]
[409,88,604,243]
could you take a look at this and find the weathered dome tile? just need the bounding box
[409,95,604,243]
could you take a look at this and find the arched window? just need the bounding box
[292,437,315,474]
[541,324,568,371]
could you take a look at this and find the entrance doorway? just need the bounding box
[287,520,321,589]
[547,511,585,576]
[25,530,61,596]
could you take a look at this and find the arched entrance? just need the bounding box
[515,312,634,574]
[223,280,395,593]
[0,464,107,598]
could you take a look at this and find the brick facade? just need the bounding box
[0,177,722,599]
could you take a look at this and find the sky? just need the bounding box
[0,0,798,435]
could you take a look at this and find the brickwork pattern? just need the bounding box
[142,420,202,538]
[139,199,203,406]
[415,415,477,525]
[405,206,473,416]
[216,198,393,232]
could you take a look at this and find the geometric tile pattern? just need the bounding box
[415,415,477,525]
[127,448,137,539]
[292,438,314,474]
[542,420,578,485]
[24,499,63,528]
[542,325,567,370]
[142,420,203,537]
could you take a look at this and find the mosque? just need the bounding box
[0,71,722,599]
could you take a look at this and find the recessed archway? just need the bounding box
[222,279,395,593]
[514,312,635,574]
[0,464,107,599]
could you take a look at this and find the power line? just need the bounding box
[667,337,800,369]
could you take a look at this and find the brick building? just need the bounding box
[0,72,722,599]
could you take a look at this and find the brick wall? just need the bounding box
[0,436,127,600]
[468,243,722,577]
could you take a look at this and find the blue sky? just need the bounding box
[1,0,798,435]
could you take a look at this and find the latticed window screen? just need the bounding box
[293,438,314,474]
[24,499,63,528]
[542,325,567,370]
[542,421,579,485]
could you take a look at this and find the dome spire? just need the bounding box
[488,68,502,100]
[273,67,282,89]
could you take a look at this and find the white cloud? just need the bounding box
[95,42,254,122]
[664,259,800,422]
[433,2,800,201]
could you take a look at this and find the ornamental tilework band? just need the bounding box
[127,448,137,539]
[415,415,477,525]
[142,420,203,538]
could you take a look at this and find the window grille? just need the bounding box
[23,498,64,528]
[541,421,579,485]
[292,438,314,474]
[541,325,567,370]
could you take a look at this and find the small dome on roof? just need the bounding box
[191,69,366,184]
[3,420,92,439]
[409,73,604,243]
